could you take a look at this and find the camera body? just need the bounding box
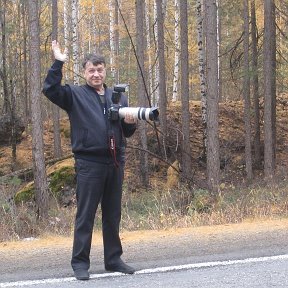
[107,84,159,122]
[107,84,127,121]
[108,105,121,121]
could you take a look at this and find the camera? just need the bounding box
[108,84,159,122]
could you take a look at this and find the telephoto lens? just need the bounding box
[118,107,159,121]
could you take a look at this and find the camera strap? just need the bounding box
[108,133,119,168]
[105,88,122,168]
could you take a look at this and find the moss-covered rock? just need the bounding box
[14,182,35,204]
[49,166,75,200]
[14,158,76,205]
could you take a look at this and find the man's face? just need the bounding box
[83,61,106,90]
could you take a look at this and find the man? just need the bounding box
[43,41,137,280]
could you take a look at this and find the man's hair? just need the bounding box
[82,54,106,68]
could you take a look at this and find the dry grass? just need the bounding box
[120,178,288,231]
[1,172,288,242]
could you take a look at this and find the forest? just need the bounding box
[0,0,288,241]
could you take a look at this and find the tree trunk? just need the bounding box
[109,0,116,84]
[136,0,149,187]
[114,2,120,84]
[71,0,79,85]
[243,0,253,181]
[263,0,276,179]
[179,0,191,183]
[10,80,17,169]
[0,0,10,114]
[27,0,49,219]
[250,0,261,167]
[172,0,180,102]
[153,1,159,106]
[155,0,167,153]
[196,0,207,159]
[52,0,62,158]
[205,0,220,194]
[21,1,29,126]
[108,0,120,84]
[216,0,222,102]
[63,0,69,82]
[144,1,153,102]
[63,0,69,46]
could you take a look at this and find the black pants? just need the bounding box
[71,158,124,271]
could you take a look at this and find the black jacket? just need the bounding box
[42,60,136,163]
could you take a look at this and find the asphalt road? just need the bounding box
[1,219,288,287]
[2,254,288,288]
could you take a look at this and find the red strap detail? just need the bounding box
[109,135,119,168]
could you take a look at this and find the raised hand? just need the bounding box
[52,40,68,62]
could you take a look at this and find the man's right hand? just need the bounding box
[52,40,68,62]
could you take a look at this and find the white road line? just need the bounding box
[1,254,288,287]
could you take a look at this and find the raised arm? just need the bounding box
[42,41,72,111]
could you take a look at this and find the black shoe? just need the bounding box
[105,259,135,274]
[74,269,90,280]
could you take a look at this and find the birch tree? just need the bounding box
[172,0,180,102]
[62,0,69,82]
[114,1,120,84]
[205,0,220,193]
[109,0,116,84]
[71,0,79,85]
[153,1,159,106]
[196,0,207,158]
[27,0,49,219]
[63,0,69,47]
[10,75,17,167]
[144,1,153,101]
